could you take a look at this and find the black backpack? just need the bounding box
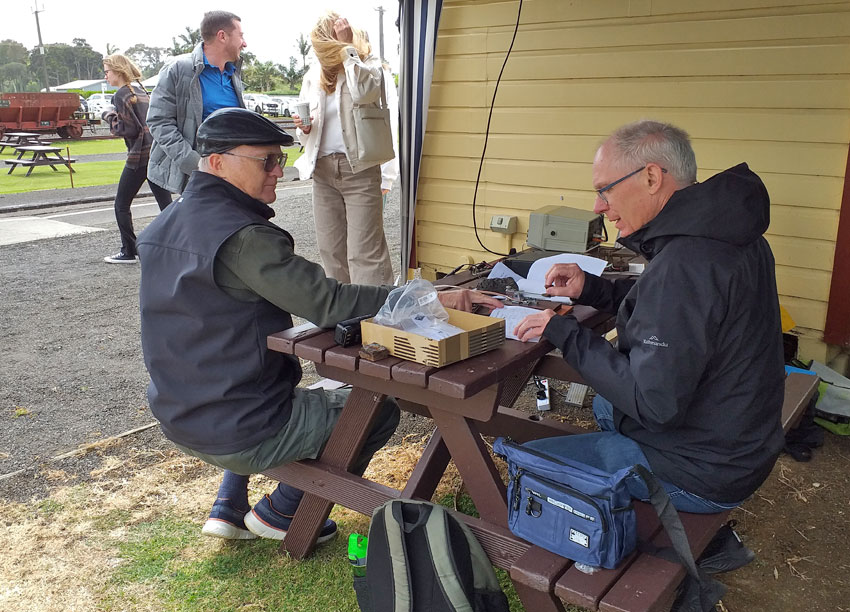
[354,499,509,612]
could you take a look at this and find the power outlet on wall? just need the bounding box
[490,215,518,234]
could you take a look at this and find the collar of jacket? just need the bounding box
[618,162,768,261]
[184,171,276,221]
[191,42,243,75]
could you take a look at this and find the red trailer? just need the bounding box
[0,92,88,139]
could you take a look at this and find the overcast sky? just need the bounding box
[4,1,402,70]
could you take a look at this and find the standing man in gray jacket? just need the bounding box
[147,11,246,194]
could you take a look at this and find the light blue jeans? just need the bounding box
[524,396,741,513]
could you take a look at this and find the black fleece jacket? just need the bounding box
[543,163,785,503]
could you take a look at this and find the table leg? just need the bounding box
[276,386,386,559]
[50,153,74,173]
[401,428,450,500]
[25,154,37,177]
[430,408,508,525]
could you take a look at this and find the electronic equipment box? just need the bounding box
[527,205,606,252]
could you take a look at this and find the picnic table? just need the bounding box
[5,145,75,176]
[263,265,820,611]
[0,131,48,153]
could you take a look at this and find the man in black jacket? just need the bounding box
[138,108,501,542]
[514,120,784,512]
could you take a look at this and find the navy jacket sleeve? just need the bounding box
[544,254,726,433]
[577,273,636,314]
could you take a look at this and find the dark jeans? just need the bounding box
[114,164,172,255]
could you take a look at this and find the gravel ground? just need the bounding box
[0,179,403,501]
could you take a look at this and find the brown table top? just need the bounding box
[14,145,62,153]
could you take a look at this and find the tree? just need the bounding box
[124,43,166,78]
[28,41,103,87]
[170,27,201,55]
[0,39,29,66]
[279,57,305,91]
[241,51,257,67]
[295,33,311,70]
[105,43,119,55]
[242,60,280,92]
[0,62,29,91]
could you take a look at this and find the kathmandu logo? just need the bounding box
[643,335,669,347]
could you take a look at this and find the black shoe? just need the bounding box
[103,249,138,264]
[697,520,755,574]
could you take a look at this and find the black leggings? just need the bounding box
[113,164,173,255]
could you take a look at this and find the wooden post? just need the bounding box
[66,146,74,188]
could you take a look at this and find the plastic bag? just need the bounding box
[373,279,463,339]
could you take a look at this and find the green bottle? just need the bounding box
[348,533,368,577]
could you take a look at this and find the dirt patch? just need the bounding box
[1,204,849,611]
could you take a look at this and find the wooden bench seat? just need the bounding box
[4,157,76,167]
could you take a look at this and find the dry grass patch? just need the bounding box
[0,433,498,612]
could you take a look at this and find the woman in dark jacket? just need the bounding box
[101,54,172,264]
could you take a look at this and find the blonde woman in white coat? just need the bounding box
[293,12,396,286]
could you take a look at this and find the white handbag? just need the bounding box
[352,72,395,164]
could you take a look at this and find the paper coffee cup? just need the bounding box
[294,102,311,127]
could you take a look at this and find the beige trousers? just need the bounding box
[311,153,394,285]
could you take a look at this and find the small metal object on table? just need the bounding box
[5,145,76,176]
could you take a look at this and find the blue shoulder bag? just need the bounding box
[493,435,727,612]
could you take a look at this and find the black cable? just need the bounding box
[470,0,524,257]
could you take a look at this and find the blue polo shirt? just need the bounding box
[199,49,240,120]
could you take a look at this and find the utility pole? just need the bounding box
[32,1,50,91]
[375,5,386,62]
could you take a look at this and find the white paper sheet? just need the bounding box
[488,254,606,304]
[518,253,607,295]
[486,261,524,283]
[489,305,542,342]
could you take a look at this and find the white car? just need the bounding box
[243,93,280,116]
[242,93,263,114]
[87,93,114,117]
[270,97,292,117]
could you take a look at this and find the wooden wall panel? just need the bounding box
[414,0,850,359]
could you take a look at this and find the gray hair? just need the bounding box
[607,120,697,186]
[198,156,213,171]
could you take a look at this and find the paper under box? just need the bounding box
[360,308,505,368]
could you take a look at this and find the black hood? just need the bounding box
[620,163,770,258]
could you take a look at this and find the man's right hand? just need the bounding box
[543,263,586,299]
[293,115,312,134]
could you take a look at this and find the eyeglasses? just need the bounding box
[222,151,288,172]
[596,165,667,203]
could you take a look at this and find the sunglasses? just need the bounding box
[222,151,288,172]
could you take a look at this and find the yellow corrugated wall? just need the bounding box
[415,0,850,363]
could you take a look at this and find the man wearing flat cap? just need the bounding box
[137,108,501,542]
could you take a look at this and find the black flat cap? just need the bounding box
[196,107,294,155]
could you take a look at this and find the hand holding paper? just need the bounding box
[542,263,586,299]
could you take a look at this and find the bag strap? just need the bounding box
[631,465,727,610]
[631,465,701,579]
[387,501,476,612]
[377,69,388,110]
[383,502,414,612]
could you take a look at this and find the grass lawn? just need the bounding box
[0,440,547,612]
[0,147,303,195]
[0,161,127,194]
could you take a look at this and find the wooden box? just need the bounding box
[360,308,506,367]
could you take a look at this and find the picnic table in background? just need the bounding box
[0,131,49,154]
[5,145,75,177]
